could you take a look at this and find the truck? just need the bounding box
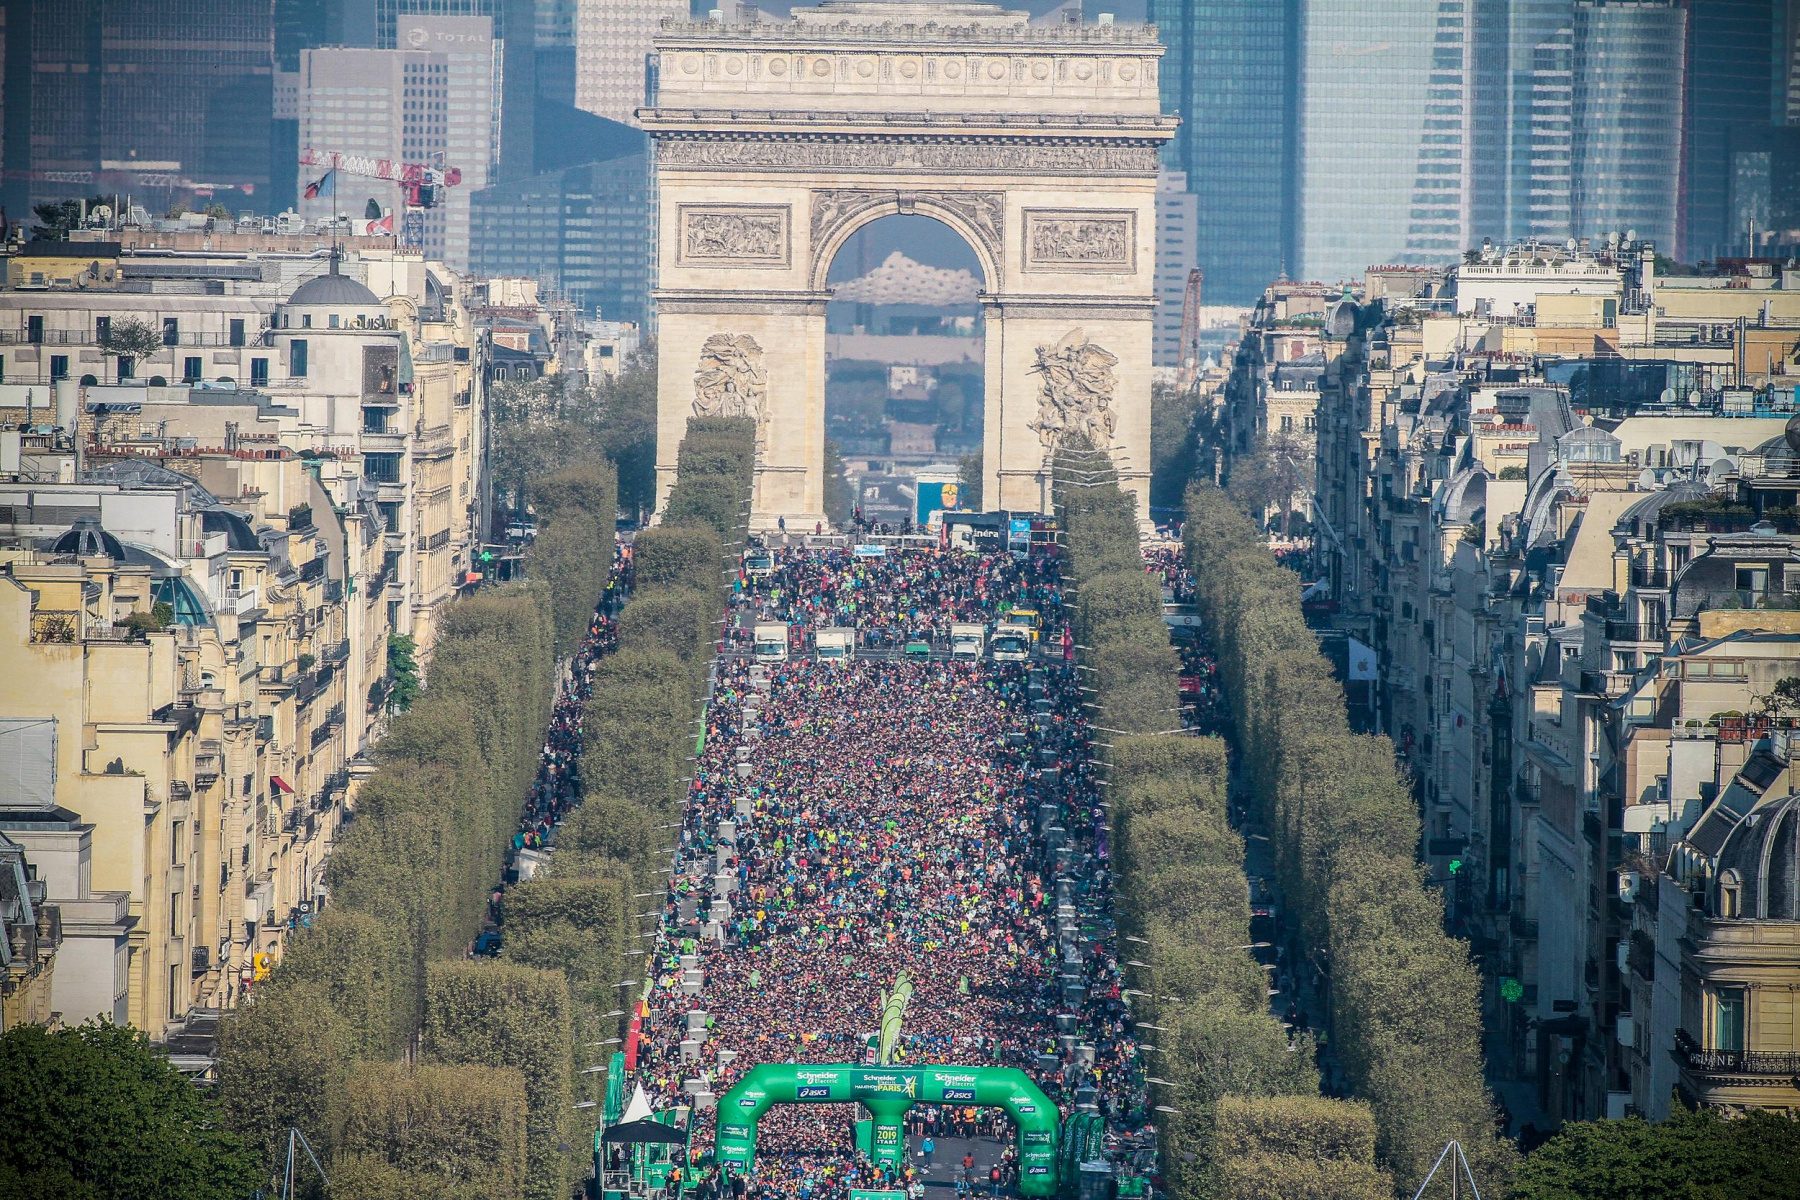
[742,547,775,578]
[753,622,789,662]
[950,623,986,660]
[815,626,854,662]
[989,623,1032,663]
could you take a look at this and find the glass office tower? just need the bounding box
[1570,0,1686,251]
[1684,0,1782,261]
[1295,0,1475,282]
[1147,0,1296,304]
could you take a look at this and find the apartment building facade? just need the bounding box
[1297,241,1800,1128]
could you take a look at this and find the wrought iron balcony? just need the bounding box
[1676,1028,1800,1078]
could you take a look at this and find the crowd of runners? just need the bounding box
[482,544,633,948]
[727,547,1066,652]
[634,546,1147,1199]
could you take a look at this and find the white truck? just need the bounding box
[815,627,854,662]
[950,623,986,660]
[753,622,789,662]
[988,623,1032,663]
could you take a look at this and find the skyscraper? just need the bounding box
[1570,0,1686,252]
[575,0,685,125]
[1684,0,1782,261]
[1153,169,1199,367]
[1494,0,1576,243]
[470,153,652,322]
[297,24,499,270]
[1,0,274,215]
[1295,0,1477,282]
[1147,0,1295,304]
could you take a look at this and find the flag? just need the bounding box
[362,213,394,236]
[303,170,335,200]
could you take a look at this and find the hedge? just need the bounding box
[1053,443,1315,1198]
[335,1061,528,1200]
[423,961,576,1200]
[1183,482,1514,1195]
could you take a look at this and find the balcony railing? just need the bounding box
[1605,620,1666,643]
[1630,565,1671,588]
[1677,1028,1800,1077]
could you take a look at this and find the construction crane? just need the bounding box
[297,147,462,210]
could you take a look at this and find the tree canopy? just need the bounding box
[0,1022,258,1200]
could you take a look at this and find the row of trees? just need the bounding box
[1053,443,1388,1200]
[1181,482,1514,1196]
[216,464,621,1198]
[489,345,659,520]
[498,416,758,1164]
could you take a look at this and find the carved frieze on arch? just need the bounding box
[808,189,1003,291]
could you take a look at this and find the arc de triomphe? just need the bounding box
[643,1,1175,527]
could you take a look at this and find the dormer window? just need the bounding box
[1718,868,1741,919]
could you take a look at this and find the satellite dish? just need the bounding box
[91,205,112,222]
[1659,388,1674,405]
[1626,229,1637,244]
[1687,390,1701,407]
[1566,237,1577,252]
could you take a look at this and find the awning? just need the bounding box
[271,775,295,795]
[601,1120,685,1146]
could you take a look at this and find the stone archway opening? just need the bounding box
[644,0,1175,530]
[822,212,987,529]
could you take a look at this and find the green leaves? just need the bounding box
[1514,1107,1800,1200]
[219,584,557,1177]
[527,463,618,658]
[336,1061,529,1200]
[424,962,576,1200]
[0,1022,258,1200]
[1182,481,1514,1197]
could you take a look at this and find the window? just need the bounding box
[301,314,312,329]
[1709,986,1746,1052]
[328,313,340,329]
[50,355,68,381]
[26,315,43,344]
[118,356,134,380]
[170,891,181,937]
[0,354,5,381]
[162,318,179,346]
[169,965,182,1018]
[250,358,269,387]
[95,316,111,342]
[1736,566,1768,595]
[183,356,202,383]
[171,821,183,865]
[290,339,308,378]
[229,318,246,347]
[1718,870,1741,919]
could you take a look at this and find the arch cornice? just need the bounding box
[808,188,1003,292]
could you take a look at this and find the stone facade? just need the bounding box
[644,2,1175,526]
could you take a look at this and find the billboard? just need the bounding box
[917,480,962,527]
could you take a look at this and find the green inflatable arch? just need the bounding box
[714,1063,1061,1196]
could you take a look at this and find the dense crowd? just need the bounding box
[1144,544,1226,737]
[485,543,632,942]
[729,547,1065,651]
[636,548,1145,1198]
